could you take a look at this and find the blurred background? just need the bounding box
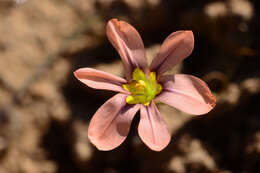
[0,0,260,173]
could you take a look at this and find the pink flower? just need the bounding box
[74,18,216,151]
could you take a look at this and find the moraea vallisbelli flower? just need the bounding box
[74,19,216,151]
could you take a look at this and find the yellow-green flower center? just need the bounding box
[122,68,162,106]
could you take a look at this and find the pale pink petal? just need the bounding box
[106,18,148,80]
[150,31,194,76]
[74,68,128,94]
[156,74,216,115]
[88,93,140,151]
[138,101,171,151]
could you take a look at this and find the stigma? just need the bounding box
[122,68,162,106]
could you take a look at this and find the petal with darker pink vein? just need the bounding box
[156,74,216,115]
[74,68,128,94]
[106,18,148,80]
[88,94,140,151]
[150,31,194,76]
[138,101,171,151]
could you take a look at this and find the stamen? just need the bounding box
[122,68,162,106]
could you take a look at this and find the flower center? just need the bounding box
[122,68,162,106]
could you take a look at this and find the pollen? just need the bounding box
[122,68,162,106]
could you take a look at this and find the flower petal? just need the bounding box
[106,18,148,80]
[150,31,194,76]
[74,68,128,94]
[156,74,216,115]
[88,93,140,151]
[138,101,171,151]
